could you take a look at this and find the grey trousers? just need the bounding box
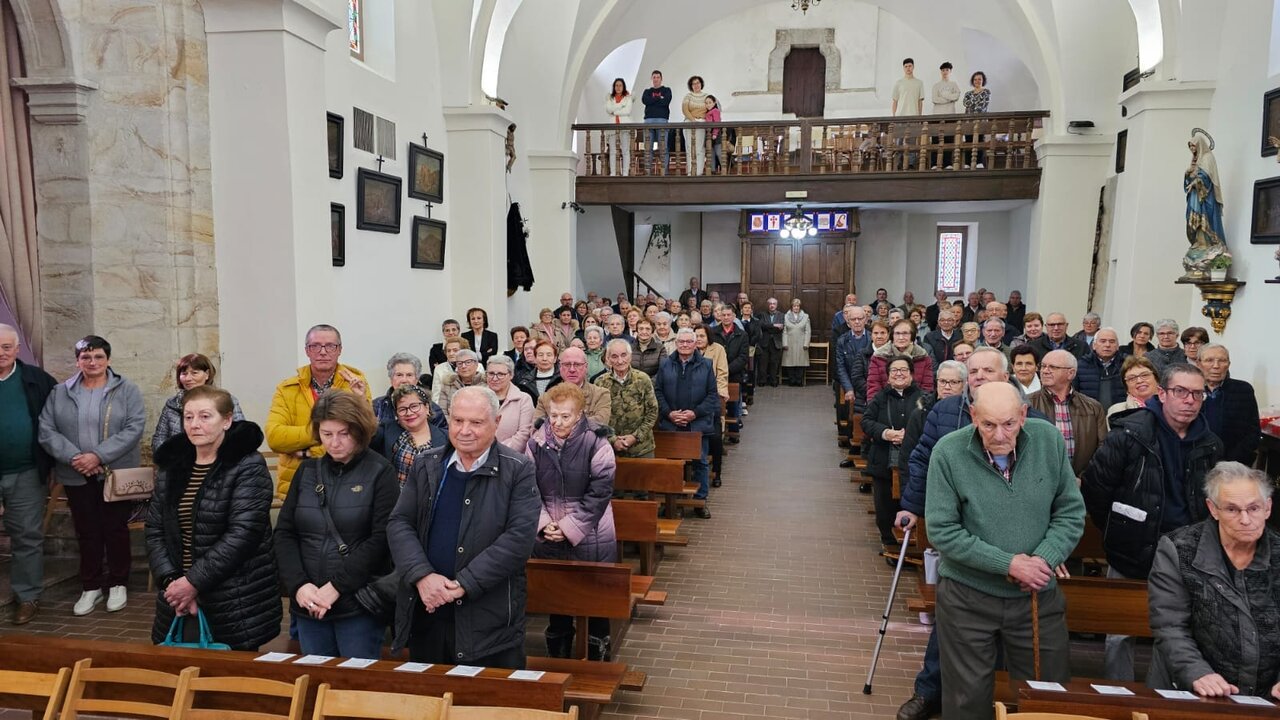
[0,469,45,602]
[937,578,1071,720]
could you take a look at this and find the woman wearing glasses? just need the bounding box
[275,391,397,659]
[1147,462,1280,700]
[372,384,446,488]
[861,355,925,556]
[486,355,535,451]
[1107,355,1160,420]
[866,319,936,402]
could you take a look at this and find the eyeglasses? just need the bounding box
[396,403,425,416]
[1162,385,1207,402]
[1045,322,1067,327]
[487,370,510,378]
[1124,370,1154,382]
[888,368,911,375]
[1040,364,1073,373]
[560,361,586,368]
[937,379,964,387]
[306,343,340,353]
[455,360,477,367]
[1211,501,1267,520]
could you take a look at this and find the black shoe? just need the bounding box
[896,694,941,720]
[588,635,612,661]
[694,506,711,519]
[839,459,854,468]
[711,477,722,488]
[545,631,574,659]
[858,483,872,494]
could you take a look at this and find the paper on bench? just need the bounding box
[509,670,545,681]
[394,662,433,673]
[1025,681,1066,692]
[1155,689,1199,700]
[337,658,378,669]
[1230,695,1275,706]
[294,655,335,665]
[1090,684,1135,696]
[254,652,296,663]
[446,665,485,677]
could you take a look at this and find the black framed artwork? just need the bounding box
[411,217,446,269]
[1250,176,1280,243]
[327,112,344,179]
[1114,129,1127,174]
[356,168,402,233]
[408,143,444,203]
[331,203,346,266]
[1264,89,1280,157]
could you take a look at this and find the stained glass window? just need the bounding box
[936,229,965,294]
[348,0,364,60]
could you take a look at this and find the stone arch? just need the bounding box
[6,0,76,76]
[766,28,841,92]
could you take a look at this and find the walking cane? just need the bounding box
[863,518,912,695]
[1031,590,1041,681]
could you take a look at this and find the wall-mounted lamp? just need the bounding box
[562,201,586,214]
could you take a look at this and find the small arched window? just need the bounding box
[348,0,364,61]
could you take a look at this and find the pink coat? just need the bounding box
[495,386,535,451]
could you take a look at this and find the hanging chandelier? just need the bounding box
[779,206,818,239]
[792,0,820,14]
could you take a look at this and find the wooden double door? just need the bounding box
[744,234,854,343]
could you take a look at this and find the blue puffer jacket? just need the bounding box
[901,381,1048,515]
[1073,352,1125,408]
[653,351,720,435]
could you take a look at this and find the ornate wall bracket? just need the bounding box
[1175,278,1246,334]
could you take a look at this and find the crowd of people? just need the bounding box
[0,272,1274,713]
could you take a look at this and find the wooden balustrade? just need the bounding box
[573,111,1047,178]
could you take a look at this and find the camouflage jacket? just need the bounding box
[593,369,658,457]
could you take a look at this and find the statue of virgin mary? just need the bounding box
[1182,128,1229,278]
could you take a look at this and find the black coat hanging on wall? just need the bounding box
[507,202,535,294]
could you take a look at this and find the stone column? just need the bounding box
[443,106,513,332]
[1025,135,1114,324]
[202,0,342,421]
[526,150,579,308]
[1105,81,1215,328]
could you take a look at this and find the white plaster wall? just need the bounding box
[627,210,702,298]
[576,206,625,300]
[854,210,909,296]
[700,213,741,285]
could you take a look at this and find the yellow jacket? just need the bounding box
[265,363,371,498]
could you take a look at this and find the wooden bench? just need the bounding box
[653,431,702,461]
[1016,678,1279,719]
[526,559,664,663]
[725,383,741,443]
[614,457,700,516]
[611,499,685,575]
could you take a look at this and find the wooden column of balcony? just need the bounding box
[573,111,1048,205]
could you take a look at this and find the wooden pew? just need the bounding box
[611,499,685,576]
[0,635,567,713]
[1016,678,1279,719]
[725,383,741,443]
[653,431,702,461]
[614,457,699,517]
[525,559,665,663]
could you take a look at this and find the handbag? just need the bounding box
[314,468,396,625]
[100,398,155,502]
[159,610,231,650]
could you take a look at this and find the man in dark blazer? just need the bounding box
[756,297,786,387]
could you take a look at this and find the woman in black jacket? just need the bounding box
[146,386,280,650]
[461,307,499,365]
[861,355,924,554]
[274,390,398,659]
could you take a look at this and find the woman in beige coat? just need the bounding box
[781,298,811,385]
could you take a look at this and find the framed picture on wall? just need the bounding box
[411,217,447,269]
[408,143,445,203]
[327,113,344,179]
[331,203,346,266]
[356,168,402,233]
[1250,176,1280,243]
[1263,88,1280,157]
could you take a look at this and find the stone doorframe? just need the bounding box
[767,28,841,92]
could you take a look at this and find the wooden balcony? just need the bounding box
[573,111,1048,205]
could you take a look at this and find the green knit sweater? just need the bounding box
[925,418,1085,598]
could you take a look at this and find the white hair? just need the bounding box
[451,385,500,420]
[1204,461,1272,505]
[1155,318,1180,333]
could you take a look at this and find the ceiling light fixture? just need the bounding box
[778,205,818,239]
[791,0,820,14]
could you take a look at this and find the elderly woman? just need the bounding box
[781,298,811,386]
[1148,462,1280,700]
[274,391,398,659]
[630,318,667,376]
[530,308,558,347]
[909,307,930,341]
[553,306,578,350]
[487,355,534,451]
[1011,344,1042,395]
[437,349,486,417]
[574,300,591,327]
[506,326,530,364]
[582,326,608,380]
[152,353,246,453]
[1108,355,1160,419]
[525,383,618,660]
[372,385,446,488]
[576,315,601,343]
[1121,322,1155,359]
[1010,311,1045,347]
[959,321,981,348]
[862,355,925,553]
[654,312,677,355]
[517,340,558,402]
[625,308,642,337]
[39,335,146,616]
[1180,326,1210,367]
[867,320,936,401]
[147,386,280,650]
[1149,319,1188,374]
[462,307,499,365]
[952,342,975,365]
[373,352,423,423]
[429,337,468,405]
[694,325,729,488]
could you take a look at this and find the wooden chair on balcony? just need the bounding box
[734,134,757,174]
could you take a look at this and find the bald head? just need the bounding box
[971,382,1028,455]
[1039,349,1077,394]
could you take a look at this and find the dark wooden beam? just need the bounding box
[575,170,1041,206]
[610,205,635,300]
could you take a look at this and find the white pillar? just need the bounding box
[444,106,512,332]
[1025,135,1114,324]
[203,0,342,422]
[527,149,579,308]
[1105,81,1215,329]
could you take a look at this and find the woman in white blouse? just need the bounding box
[604,78,633,176]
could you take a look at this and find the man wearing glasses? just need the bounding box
[1083,363,1224,681]
[266,324,372,498]
[1028,312,1085,358]
[533,347,611,426]
[1027,350,1107,480]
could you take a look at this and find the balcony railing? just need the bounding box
[572,110,1048,178]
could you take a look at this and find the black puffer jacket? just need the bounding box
[146,421,281,650]
[274,450,399,620]
[861,383,924,480]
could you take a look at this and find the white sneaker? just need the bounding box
[975,163,985,169]
[73,590,103,616]
[106,586,128,612]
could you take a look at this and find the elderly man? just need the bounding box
[1073,327,1124,408]
[979,318,1012,359]
[266,324,371,498]
[1028,350,1107,479]
[535,347,611,426]
[595,339,658,458]
[984,302,1018,345]
[1083,363,1224,681]
[1029,312,1085,358]
[428,318,463,373]
[869,288,892,316]
[678,277,708,309]
[437,349,487,417]
[925,290,949,330]
[1006,290,1026,332]
[712,305,749,436]
[1074,312,1102,348]
[929,383,1084,720]
[757,298,786,387]
[1198,344,1261,466]
[960,292,983,324]
[830,293,859,338]
[898,291,918,315]
[654,328,719,518]
[923,307,961,365]
[1149,319,1188,374]
[603,313,630,343]
[388,386,540,667]
[835,305,871,469]
[0,324,57,625]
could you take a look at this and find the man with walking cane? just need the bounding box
[925,382,1085,720]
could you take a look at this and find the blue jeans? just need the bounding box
[0,469,44,602]
[914,625,941,700]
[295,612,384,659]
[693,434,710,500]
[644,117,669,173]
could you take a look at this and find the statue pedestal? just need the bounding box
[1174,278,1246,334]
